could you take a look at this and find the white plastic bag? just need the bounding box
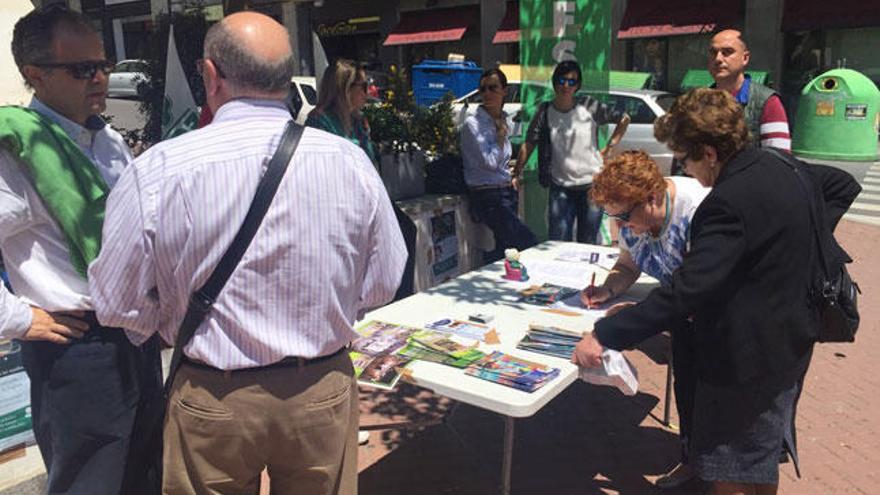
[578,349,639,396]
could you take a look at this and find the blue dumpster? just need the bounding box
[412,60,482,107]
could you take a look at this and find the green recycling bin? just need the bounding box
[792,69,880,161]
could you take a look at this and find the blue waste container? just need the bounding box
[412,60,482,107]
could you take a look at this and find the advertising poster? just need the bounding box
[430,209,459,284]
[0,340,33,454]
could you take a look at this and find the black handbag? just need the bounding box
[141,121,305,483]
[773,150,861,343]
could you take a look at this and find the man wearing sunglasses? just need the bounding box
[516,60,630,245]
[0,6,162,494]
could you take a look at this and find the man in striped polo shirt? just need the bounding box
[709,29,791,151]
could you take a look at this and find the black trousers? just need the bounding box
[21,318,163,495]
[671,320,697,463]
[469,186,538,263]
[392,202,417,301]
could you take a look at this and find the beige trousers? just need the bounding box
[163,351,358,495]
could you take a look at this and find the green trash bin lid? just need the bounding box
[680,69,770,91]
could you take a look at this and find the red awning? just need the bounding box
[618,0,743,39]
[782,0,880,31]
[493,1,519,44]
[384,6,478,46]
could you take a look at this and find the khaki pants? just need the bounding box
[163,351,358,495]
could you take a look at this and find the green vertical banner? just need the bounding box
[519,0,611,240]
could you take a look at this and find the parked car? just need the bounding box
[287,76,318,125]
[451,83,676,174]
[108,59,148,98]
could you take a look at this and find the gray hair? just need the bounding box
[204,22,294,94]
[12,6,97,86]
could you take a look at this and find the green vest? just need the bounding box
[743,82,778,147]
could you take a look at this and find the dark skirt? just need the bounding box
[690,350,811,485]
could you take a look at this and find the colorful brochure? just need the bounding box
[352,320,420,356]
[350,351,410,390]
[464,351,560,393]
[518,283,581,307]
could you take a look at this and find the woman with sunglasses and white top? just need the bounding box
[581,150,710,488]
[516,60,631,244]
[461,67,537,261]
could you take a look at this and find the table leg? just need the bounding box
[501,416,514,495]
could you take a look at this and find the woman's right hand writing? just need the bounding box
[580,285,612,308]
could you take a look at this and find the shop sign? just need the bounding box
[316,16,379,38]
[519,0,611,142]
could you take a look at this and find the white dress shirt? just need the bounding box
[0,98,131,340]
[89,99,407,370]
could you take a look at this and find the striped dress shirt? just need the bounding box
[89,99,407,370]
[0,98,130,340]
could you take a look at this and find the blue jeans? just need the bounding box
[548,184,603,243]
[469,186,538,262]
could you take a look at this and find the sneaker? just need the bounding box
[358,430,370,445]
[654,462,696,489]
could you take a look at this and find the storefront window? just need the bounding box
[628,38,667,90]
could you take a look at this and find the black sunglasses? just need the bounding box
[479,83,501,93]
[34,60,115,80]
[556,77,579,87]
[196,58,226,79]
[607,202,640,223]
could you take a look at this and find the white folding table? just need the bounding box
[362,241,659,494]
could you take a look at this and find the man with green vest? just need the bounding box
[709,29,791,151]
[0,6,162,494]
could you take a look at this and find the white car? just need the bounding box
[451,84,677,174]
[287,76,318,125]
[108,59,148,98]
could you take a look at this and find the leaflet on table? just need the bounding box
[425,318,500,344]
[411,330,481,356]
[554,250,619,271]
[464,351,561,393]
[518,283,581,306]
[578,349,639,396]
[550,291,641,320]
[396,340,485,368]
[521,260,594,289]
[350,351,410,390]
[352,320,421,356]
[516,324,583,359]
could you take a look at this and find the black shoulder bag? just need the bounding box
[772,150,861,343]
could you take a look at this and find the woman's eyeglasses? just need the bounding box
[607,203,640,223]
[479,83,501,93]
[556,77,579,87]
[34,60,115,80]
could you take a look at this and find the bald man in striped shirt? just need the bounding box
[709,29,792,151]
[89,12,406,494]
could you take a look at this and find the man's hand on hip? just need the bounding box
[23,308,89,344]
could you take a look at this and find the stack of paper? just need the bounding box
[465,351,560,392]
[350,320,421,390]
[397,330,485,368]
[516,324,583,359]
[425,318,500,344]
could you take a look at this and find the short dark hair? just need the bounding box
[204,21,294,94]
[12,5,96,70]
[551,60,582,90]
[481,67,508,88]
